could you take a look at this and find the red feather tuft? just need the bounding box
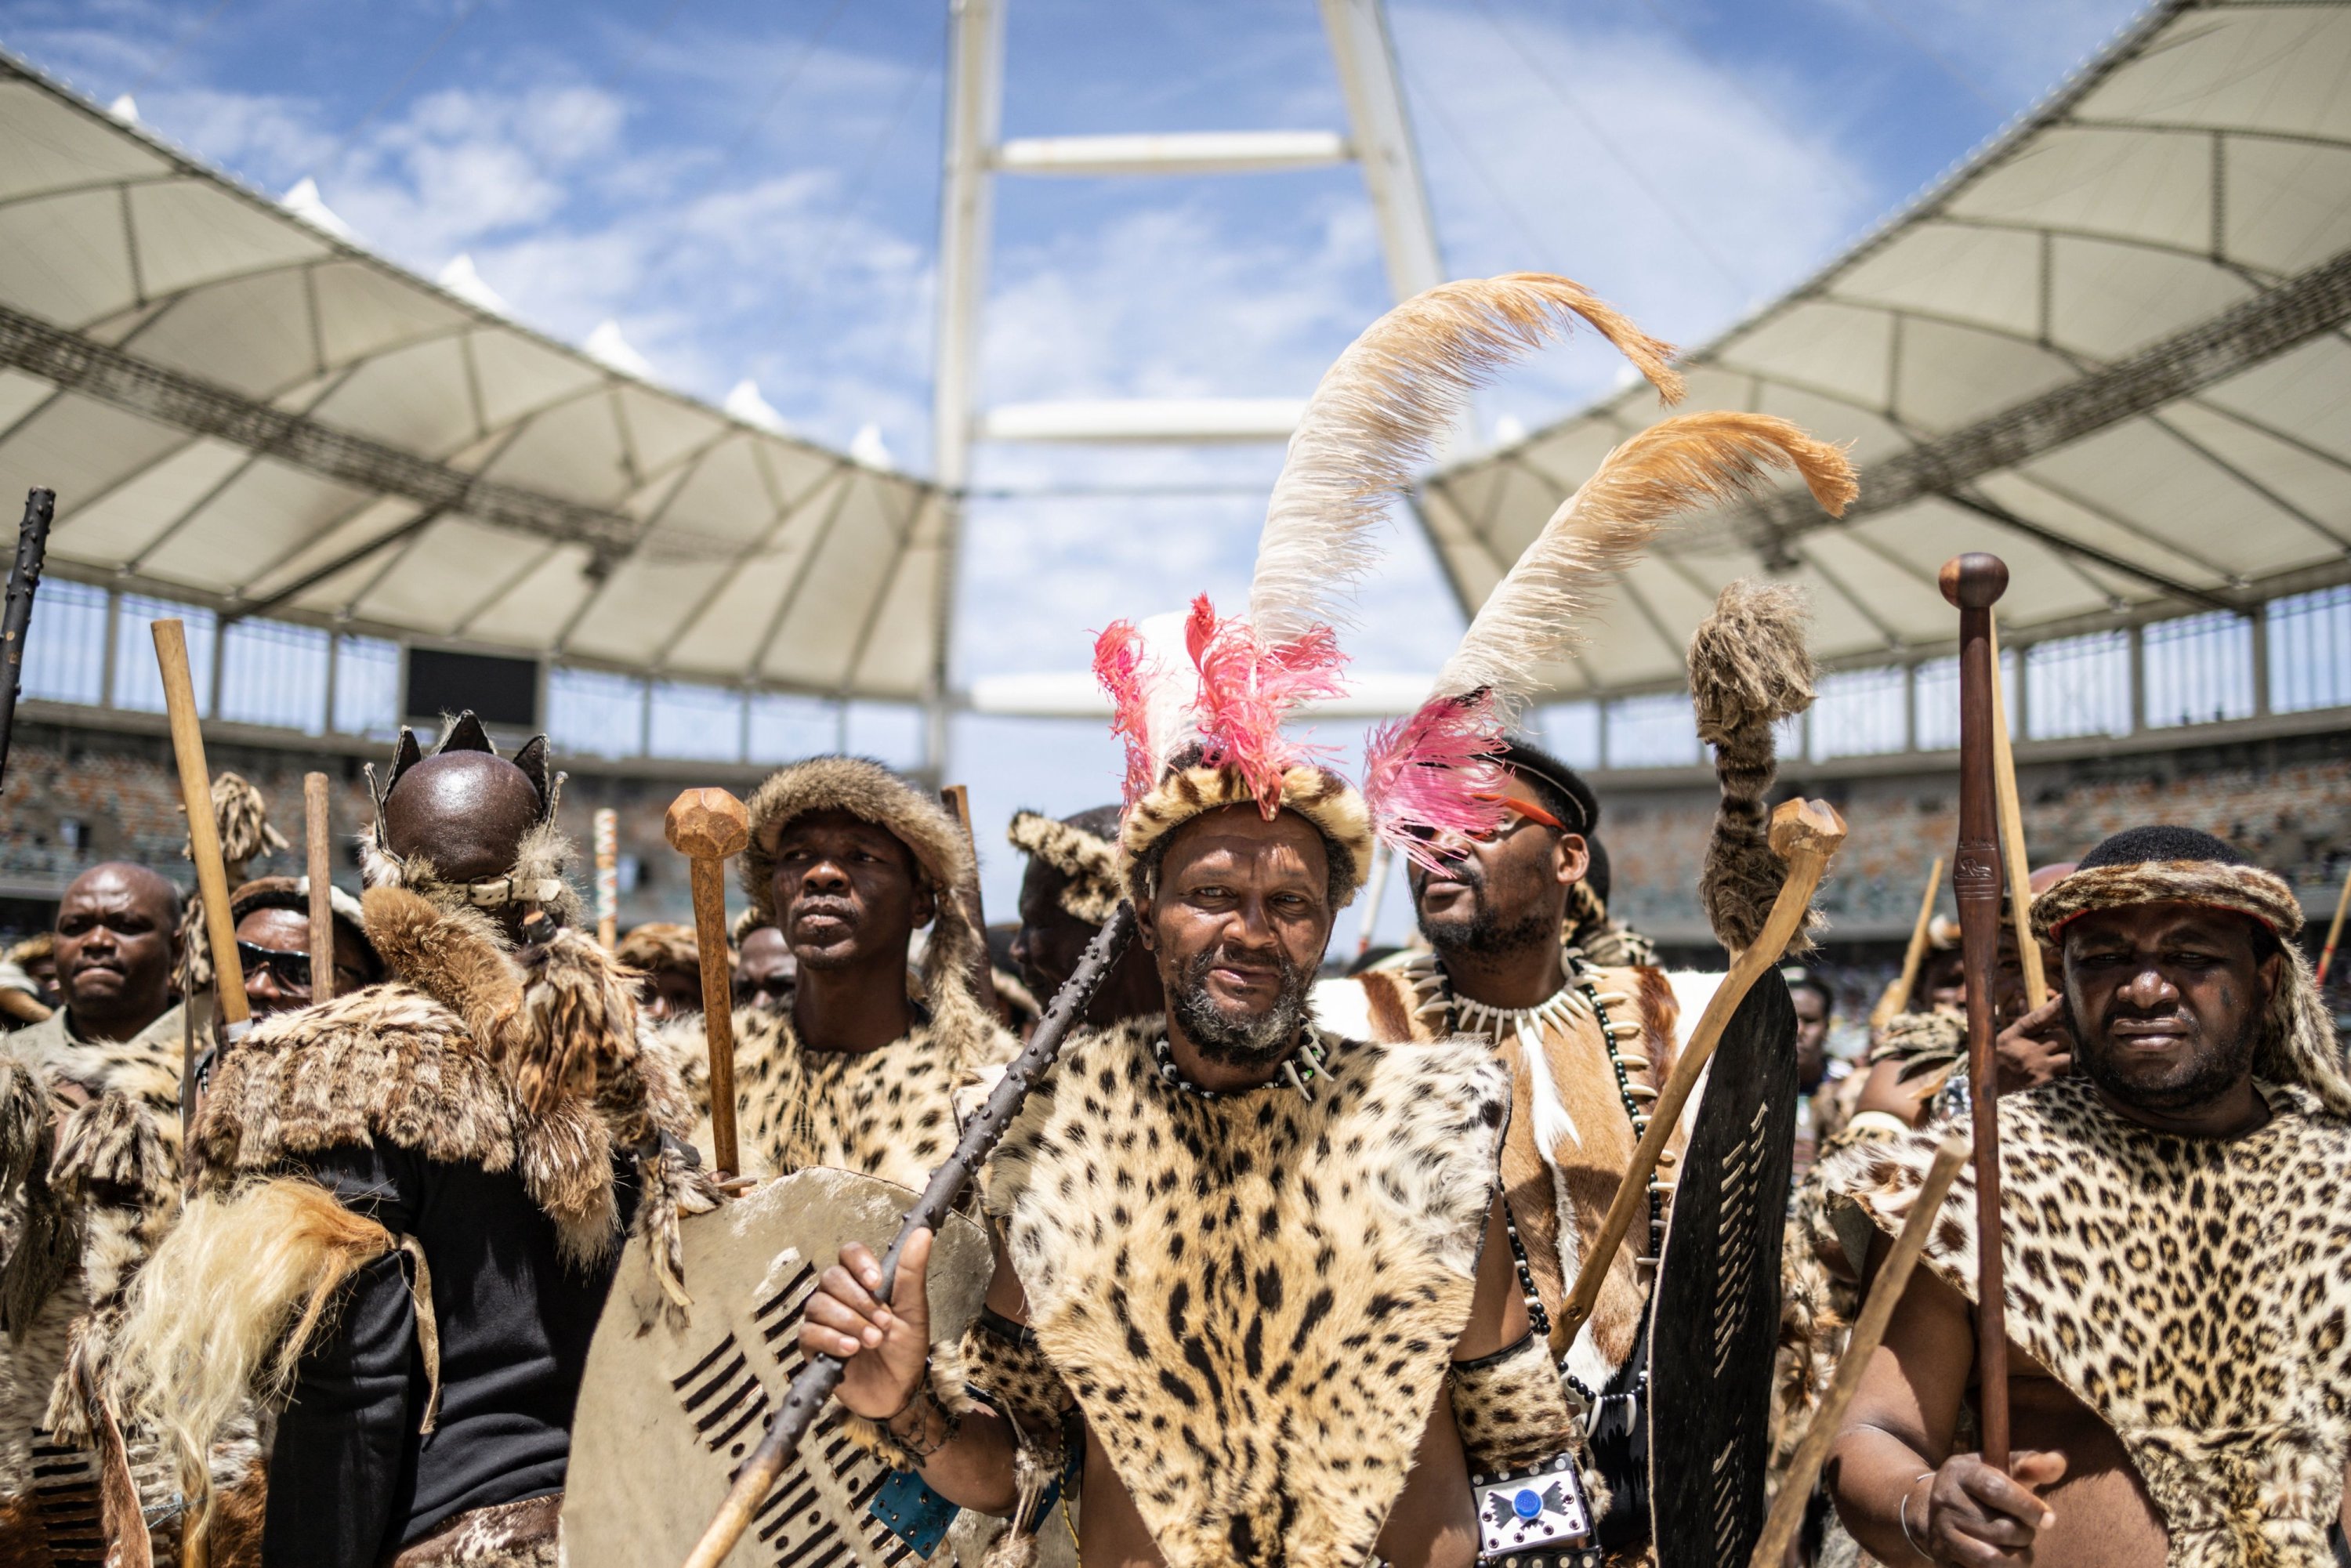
[1361,690,1509,870]
[1092,620,1159,808]
[1186,599,1350,819]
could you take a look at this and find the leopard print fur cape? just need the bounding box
[1825,1077,2351,1566]
[1335,954,1680,1396]
[980,1015,1509,1568]
[682,1001,1011,1187]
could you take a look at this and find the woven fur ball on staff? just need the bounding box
[1688,578,1828,957]
[665,788,748,860]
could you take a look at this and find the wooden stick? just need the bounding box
[1986,614,2046,1005]
[937,784,1008,1023]
[683,902,1139,1568]
[0,487,56,797]
[152,621,248,1037]
[594,806,618,951]
[665,788,748,1178]
[1550,797,1848,1356]
[304,773,335,1004]
[1941,552,2012,1470]
[1869,855,1945,1031]
[1748,1131,1970,1568]
[2317,860,2351,990]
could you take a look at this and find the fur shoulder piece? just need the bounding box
[728,1004,982,1190]
[984,1016,1509,1568]
[1824,1078,2351,1563]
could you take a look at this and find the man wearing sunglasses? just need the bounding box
[1318,735,1686,1563]
[226,876,380,1019]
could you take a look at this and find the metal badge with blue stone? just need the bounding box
[1473,1453,1600,1567]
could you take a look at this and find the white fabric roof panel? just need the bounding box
[1420,0,2351,698]
[0,55,946,703]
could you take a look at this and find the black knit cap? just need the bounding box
[1488,733,1599,836]
[2077,824,2250,871]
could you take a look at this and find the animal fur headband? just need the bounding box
[1099,274,1691,905]
[738,756,991,1044]
[1007,811,1122,925]
[2032,855,2350,1116]
[361,712,580,924]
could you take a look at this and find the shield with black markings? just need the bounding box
[563,1168,994,1568]
[1646,974,1798,1568]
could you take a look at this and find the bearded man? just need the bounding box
[1317,737,1680,1557]
[802,763,1553,1568]
[1825,827,2351,1567]
[718,757,1007,1187]
[1005,806,1161,1029]
[116,715,712,1568]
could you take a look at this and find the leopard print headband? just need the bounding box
[2030,860,2302,946]
[1006,811,1121,924]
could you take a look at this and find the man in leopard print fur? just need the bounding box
[1825,825,2351,1567]
[799,765,1571,1568]
[707,756,1010,1188]
[1316,736,1679,1561]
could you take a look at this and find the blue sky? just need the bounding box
[0,0,2150,931]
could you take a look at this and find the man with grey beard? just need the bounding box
[799,782,1563,1568]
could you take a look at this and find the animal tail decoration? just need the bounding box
[1366,411,1857,866]
[1690,577,1822,956]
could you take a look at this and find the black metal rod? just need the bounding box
[682,900,1140,1568]
[0,487,55,796]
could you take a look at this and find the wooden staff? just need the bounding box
[2317,861,2351,991]
[0,487,55,795]
[1551,797,1847,1356]
[683,901,1139,1568]
[153,621,248,1043]
[304,773,335,1003]
[937,784,1007,1023]
[1985,614,2046,1004]
[1748,1130,1970,1568]
[594,806,619,950]
[1870,855,1945,1031]
[1941,552,2011,1468]
[665,788,748,1178]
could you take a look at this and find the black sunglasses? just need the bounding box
[239,941,364,991]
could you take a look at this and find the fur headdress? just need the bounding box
[1007,808,1122,925]
[2031,825,2349,1115]
[1364,412,1856,869]
[1104,274,1689,905]
[360,712,580,927]
[181,770,290,989]
[740,756,990,1047]
[616,921,710,977]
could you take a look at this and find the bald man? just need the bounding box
[0,863,206,1559]
[121,714,714,1568]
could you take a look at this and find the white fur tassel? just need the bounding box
[1250,273,1683,647]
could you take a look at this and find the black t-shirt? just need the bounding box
[262,1142,634,1568]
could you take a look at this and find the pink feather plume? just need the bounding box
[1092,620,1159,809]
[1360,690,1510,870]
[1185,596,1349,820]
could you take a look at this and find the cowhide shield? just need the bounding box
[563,1168,994,1568]
[1646,973,1797,1568]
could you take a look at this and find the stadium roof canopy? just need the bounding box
[0,53,948,704]
[1418,0,2351,698]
